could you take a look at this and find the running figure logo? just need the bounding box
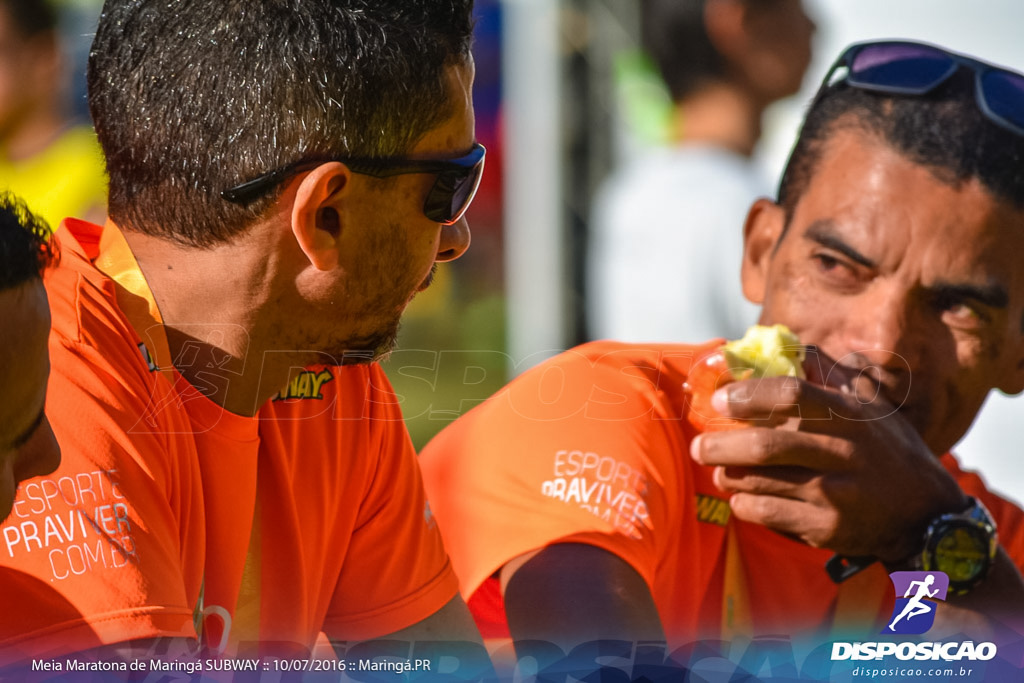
[884,571,950,635]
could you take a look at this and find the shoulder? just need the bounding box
[601,146,765,199]
[592,146,767,240]
[425,340,718,450]
[508,339,715,412]
[943,453,1024,563]
[45,226,150,378]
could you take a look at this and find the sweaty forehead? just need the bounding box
[788,127,1024,291]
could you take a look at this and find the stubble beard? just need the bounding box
[325,324,401,366]
[305,310,403,367]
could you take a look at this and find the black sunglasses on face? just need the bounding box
[221,142,486,225]
[819,40,1024,136]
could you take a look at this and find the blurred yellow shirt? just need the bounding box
[0,125,107,230]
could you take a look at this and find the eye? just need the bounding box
[934,294,989,330]
[811,251,860,289]
[814,253,840,271]
[943,302,984,327]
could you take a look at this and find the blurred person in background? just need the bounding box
[0,192,60,523]
[0,0,105,228]
[588,0,814,343]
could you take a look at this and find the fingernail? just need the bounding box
[690,434,703,461]
[711,387,729,414]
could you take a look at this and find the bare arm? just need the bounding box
[332,596,494,680]
[382,595,485,644]
[501,543,665,651]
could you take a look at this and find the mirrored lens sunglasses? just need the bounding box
[821,40,1024,136]
[221,142,486,225]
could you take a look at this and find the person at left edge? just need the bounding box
[0,192,60,523]
[0,0,487,667]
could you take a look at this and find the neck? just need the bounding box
[671,81,764,157]
[123,225,308,417]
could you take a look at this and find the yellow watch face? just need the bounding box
[932,526,988,581]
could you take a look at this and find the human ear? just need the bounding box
[740,198,786,305]
[703,0,748,62]
[290,162,350,271]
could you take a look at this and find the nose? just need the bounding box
[801,3,818,36]
[435,216,471,262]
[841,287,922,380]
[796,2,817,64]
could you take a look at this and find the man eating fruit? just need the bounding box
[420,40,1024,666]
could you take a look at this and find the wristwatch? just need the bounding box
[825,497,998,593]
[915,496,998,595]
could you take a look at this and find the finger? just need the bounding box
[802,345,851,393]
[816,345,914,411]
[691,428,855,470]
[711,375,865,423]
[728,492,837,549]
[713,464,820,498]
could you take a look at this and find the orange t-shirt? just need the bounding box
[419,340,1024,645]
[0,220,458,663]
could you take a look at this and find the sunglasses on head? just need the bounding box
[221,142,486,225]
[819,40,1024,136]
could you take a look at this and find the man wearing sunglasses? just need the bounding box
[0,0,489,670]
[421,39,1024,668]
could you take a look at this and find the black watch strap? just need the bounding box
[826,554,877,583]
[919,496,998,594]
[826,497,998,591]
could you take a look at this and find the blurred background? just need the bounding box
[17,0,1024,504]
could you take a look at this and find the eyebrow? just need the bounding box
[804,221,1014,319]
[931,280,1010,310]
[10,408,45,450]
[803,220,877,269]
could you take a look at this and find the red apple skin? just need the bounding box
[684,350,745,433]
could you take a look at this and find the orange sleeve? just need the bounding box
[945,454,1024,569]
[419,343,687,599]
[322,364,459,640]
[0,278,203,663]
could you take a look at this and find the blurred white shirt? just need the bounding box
[588,144,764,344]
[955,392,1024,506]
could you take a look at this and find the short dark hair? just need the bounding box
[0,0,58,38]
[641,0,721,102]
[778,70,1024,222]
[87,0,475,247]
[641,0,792,101]
[0,193,56,291]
